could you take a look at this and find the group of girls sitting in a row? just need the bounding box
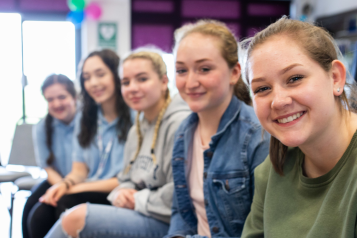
[21,16,357,238]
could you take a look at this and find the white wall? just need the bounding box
[291,0,357,21]
[81,0,131,59]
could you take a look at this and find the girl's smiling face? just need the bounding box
[121,58,167,112]
[44,83,76,123]
[249,35,342,147]
[82,55,116,104]
[175,33,240,114]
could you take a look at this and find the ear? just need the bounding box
[230,62,241,86]
[331,60,346,96]
[161,75,169,92]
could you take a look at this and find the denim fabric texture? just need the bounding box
[45,203,169,238]
[166,96,270,238]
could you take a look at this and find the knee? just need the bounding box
[61,204,87,237]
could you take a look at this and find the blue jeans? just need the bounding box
[45,203,170,238]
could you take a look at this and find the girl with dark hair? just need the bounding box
[27,49,132,238]
[22,74,78,238]
[44,48,190,238]
[166,19,270,238]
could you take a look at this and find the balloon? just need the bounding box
[67,0,86,11]
[85,2,102,20]
[67,10,85,29]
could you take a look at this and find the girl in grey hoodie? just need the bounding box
[45,48,191,238]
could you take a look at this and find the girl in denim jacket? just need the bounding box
[166,20,270,238]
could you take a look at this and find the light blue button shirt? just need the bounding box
[32,113,78,177]
[72,108,126,180]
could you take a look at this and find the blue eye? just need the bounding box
[254,86,270,94]
[288,75,303,83]
[200,67,211,73]
[138,77,148,82]
[176,69,187,74]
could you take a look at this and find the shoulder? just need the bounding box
[254,156,273,196]
[237,102,262,130]
[33,118,47,136]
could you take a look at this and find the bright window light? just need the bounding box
[0,13,22,165]
[23,21,76,120]
[162,53,178,96]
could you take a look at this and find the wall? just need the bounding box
[292,0,357,21]
[81,0,131,60]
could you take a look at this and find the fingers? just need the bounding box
[115,189,136,209]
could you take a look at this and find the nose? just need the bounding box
[271,88,292,110]
[52,98,61,108]
[186,71,199,89]
[127,80,139,93]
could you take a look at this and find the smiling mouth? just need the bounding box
[275,111,306,124]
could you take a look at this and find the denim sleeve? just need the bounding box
[165,190,195,238]
[32,120,49,168]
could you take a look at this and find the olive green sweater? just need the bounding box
[242,132,357,238]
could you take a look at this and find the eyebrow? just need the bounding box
[176,58,211,65]
[279,63,303,75]
[135,72,148,77]
[251,63,303,84]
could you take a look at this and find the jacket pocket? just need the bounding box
[212,174,251,235]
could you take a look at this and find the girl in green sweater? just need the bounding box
[241,17,357,237]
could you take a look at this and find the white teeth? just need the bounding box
[277,112,303,124]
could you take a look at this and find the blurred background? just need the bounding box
[0,0,357,237]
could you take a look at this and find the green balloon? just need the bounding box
[67,0,86,11]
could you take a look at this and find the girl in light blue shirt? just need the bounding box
[23,74,78,238]
[28,49,132,238]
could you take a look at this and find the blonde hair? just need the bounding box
[240,16,357,175]
[122,48,171,174]
[173,19,251,105]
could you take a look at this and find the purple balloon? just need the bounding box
[85,2,102,20]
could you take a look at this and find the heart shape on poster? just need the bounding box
[100,25,115,40]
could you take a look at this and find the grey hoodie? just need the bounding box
[108,94,191,223]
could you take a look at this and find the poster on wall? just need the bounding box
[98,22,117,51]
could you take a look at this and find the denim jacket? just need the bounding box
[166,96,270,238]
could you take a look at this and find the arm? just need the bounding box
[134,120,183,221]
[67,177,119,194]
[165,190,196,238]
[44,167,63,185]
[40,161,88,206]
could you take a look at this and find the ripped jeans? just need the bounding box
[44,203,170,238]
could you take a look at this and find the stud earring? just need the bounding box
[337,88,340,93]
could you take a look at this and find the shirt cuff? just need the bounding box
[134,188,150,216]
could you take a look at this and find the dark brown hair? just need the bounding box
[242,16,357,175]
[78,49,132,147]
[174,19,251,105]
[41,74,76,166]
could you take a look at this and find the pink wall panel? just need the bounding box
[0,0,16,11]
[20,0,68,11]
[248,3,287,16]
[133,0,174,13]
[133,24,173,52]
[182,0,240,19]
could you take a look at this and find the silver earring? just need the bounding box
[337,88,340,93]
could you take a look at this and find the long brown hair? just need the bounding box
[242,16,357,175]
[173,19,251,105]
[78,49,132,147]
[41,74,76,166]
